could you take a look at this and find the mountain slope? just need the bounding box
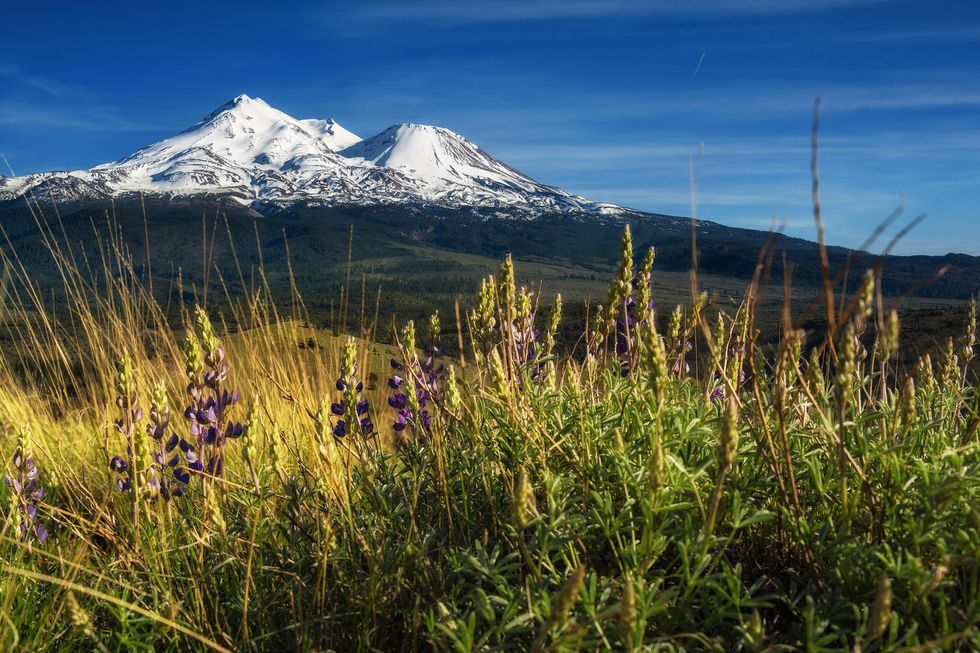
[299,118,362,151]
[339,123,619,213]
[0,95,627,216]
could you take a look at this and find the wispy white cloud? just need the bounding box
[0,58,154,133]
[834,26,980,44]
[0,101,153,132]
[0,63,71,97]
[338,0,888,24]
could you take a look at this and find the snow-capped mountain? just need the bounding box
[0,95,626,216]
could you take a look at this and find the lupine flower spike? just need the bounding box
[5,426,48,545]
[109,353,146,496]
[183,307,244,480]
[331,337,373,443]
[389,321,432,439]
[146,382,189,499]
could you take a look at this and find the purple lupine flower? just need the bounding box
[143,383,189,500]
[331,338,373,440]
[183,307,246,480]
[5,430,49,545]
[387,319,445,439]
[615,292,653,377]
[709,370,746,403]
[109,355,146,496]
[387,390,431,433]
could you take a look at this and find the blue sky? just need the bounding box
[1,0,977,255]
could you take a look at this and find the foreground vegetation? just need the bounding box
[0,219,977,652]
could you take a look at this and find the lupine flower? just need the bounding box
[388,321,433,437]
[512,288,541,370]
[4,427,48,545]
[543,294,562,358]
[718,396,739,472]
[332,337,373,440]
[499,255,517,326]
[940,337,959,391]
[109,354,148,495]
[836,321,860,403]
[469,276,498,352]
[642,320,670,402]
[445,365,463,415]
[961,297,976,364]
[182,307,244,479]
[421,310,449,391]
[145,382,189,499]
[709,370,746,402]
[601,225,633,330]
[636,247,656,318]
[601,229,658,376]
[879,309,900,364]
[667,305,683,345]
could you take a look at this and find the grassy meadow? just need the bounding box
[0,206,977,652]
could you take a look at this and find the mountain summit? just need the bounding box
[0,96,625,216]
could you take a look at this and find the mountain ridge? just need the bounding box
[0,94,629,217]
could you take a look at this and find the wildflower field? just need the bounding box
[0,214,978,652]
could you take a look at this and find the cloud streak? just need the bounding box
[340,0,888,24]
[0,101,153,132]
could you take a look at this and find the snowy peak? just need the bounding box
[0,96,626,217]
[112,94,343,171]
[340,123,535,191]
[202,93,270,118]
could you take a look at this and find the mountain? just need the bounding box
[0,95,626,217]
[339,123,618,214]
